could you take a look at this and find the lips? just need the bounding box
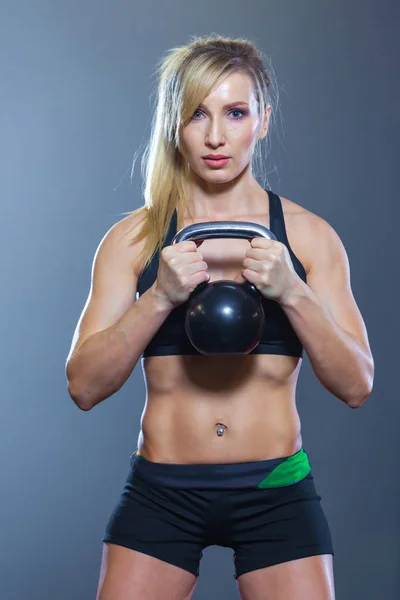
[202,157,230,168]
[203,155,229,159]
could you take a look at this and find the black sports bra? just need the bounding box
[136,190,307,358]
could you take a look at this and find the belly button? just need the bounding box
[216,420,227,436]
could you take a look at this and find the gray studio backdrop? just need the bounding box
[1,1,398,599]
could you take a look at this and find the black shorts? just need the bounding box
[102,448,334,579]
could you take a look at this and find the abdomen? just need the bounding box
[136,354,303,464]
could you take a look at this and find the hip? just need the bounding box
[131,446,311,489]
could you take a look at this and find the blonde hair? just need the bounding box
[124,34,278,271]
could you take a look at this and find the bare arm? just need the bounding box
[66,289,171,410]
[65,212,171,411]
[280,213,374,408]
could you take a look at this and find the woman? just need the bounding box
[66,35,374,600]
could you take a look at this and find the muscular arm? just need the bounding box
[280,214,374,408]
[65,212,171,411]
[66,289,171,411]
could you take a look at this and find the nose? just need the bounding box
[205,118,226,147]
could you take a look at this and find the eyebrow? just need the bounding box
[198,101,249,110]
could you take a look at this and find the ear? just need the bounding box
[258,105,272,141]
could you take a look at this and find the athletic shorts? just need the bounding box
[102,447,334,579]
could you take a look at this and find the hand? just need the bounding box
[151,240,209,311]
[234,237,299,303]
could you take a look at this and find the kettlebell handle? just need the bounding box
[172,221,277,244]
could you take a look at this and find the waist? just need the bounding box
[138,410,302,466]
[130,447,311,489]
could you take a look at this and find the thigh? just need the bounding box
[96,542,197,600]
[100,470,208,595]
[230,474,334,582]
[237,554,335,600]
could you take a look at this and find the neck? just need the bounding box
[185,171,266,220]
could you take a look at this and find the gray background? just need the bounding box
[1,1,398,598]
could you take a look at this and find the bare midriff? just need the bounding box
[136,352,303,464]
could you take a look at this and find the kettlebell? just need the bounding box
[171,221,277,355]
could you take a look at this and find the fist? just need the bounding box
[152,240,210,310]
[236,237,298,302]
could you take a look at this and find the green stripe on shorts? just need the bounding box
[257,448,311,488]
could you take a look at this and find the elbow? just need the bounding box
[346,357,375,408]
[76,402,93,412]
[346,384,373,409]
[76,400,93,412]
[65,359,123,411]
[67,381,94,412]
[347,361,374,409]
[66,363,89,410]
[66,358,93,411]
[67,379,119,411]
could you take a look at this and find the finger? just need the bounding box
[241,268,261,285]
[182,252,206,264]
[175,241,200,252]
[191,269,210,285]
[243,257,263,272]
[251,237,274,248]
[187,260,208,275]
[245,248,270,259]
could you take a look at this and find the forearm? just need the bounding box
[280,279,373,407]
[67,287,172,410]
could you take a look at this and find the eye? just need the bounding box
[190,109,248,121]
[229,109,247,119]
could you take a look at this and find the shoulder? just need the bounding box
[94,207,147,275]
[280,194,338,238]
[279,195,345,275]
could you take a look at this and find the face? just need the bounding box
[180,71,271,184]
